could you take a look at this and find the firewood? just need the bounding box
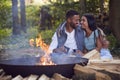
[72,73,95,80]
[0,72,5,78]
[27,74,39,80]
[1,75,12,80]
[83,49,100,60]
[0,69,12,80]
[38,74,50,80]
[0,69,4,74]
[74,64,112,80]
[52,73,70,80]
[89,59,120,72]
[89,59,120,64]
[12,75,23,80]
[22,77,29,80]
[86,63,120,80]
[50,78,55,80]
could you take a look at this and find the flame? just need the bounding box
[35,34,50,53]
[29,34,54,65]
[29,39,35,47]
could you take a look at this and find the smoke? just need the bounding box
[0,33,88,65]
[0,34,45,61]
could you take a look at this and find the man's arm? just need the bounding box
[49,32,58,53]
[49,32,67,53]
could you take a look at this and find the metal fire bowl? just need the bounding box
[0,56,88,78]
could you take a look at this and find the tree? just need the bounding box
[0,0,11,29]
[79,0,86,15]
[20,0,26,33]
[39,7,52,30]
[99,0,104,13]
[85,0,100,13]
[12,0,20,35]
[109,0,120,41]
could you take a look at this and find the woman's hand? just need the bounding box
[75,50,85,56]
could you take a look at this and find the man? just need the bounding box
[49,10,84,56]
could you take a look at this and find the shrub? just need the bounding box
[0,29,11,44]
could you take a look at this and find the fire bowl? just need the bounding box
[0,56,88,78]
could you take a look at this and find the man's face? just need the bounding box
[69,15,80,29]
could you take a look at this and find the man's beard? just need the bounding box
[70,22,76,29]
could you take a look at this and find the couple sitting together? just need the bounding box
[49,10,113,64]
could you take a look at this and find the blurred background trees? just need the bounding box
[109,0,120,46]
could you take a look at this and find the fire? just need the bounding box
[40,54,54,65]
[29,34,55,65]
[35,34,49,53]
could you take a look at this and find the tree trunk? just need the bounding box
[79,0,86,16]
[109,0,120,41]
[99,0,104,13]
[20,0,26,33]
[12,0,21,35]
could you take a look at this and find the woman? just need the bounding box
[81,13,113,60]
[81,13,102,52]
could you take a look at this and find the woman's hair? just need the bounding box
[83,13,97,31]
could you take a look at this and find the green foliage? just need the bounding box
[0,0,11,29]
[27,26,39,39]
[107,34,117,49]
[40,30,54,44]
[86,0,100,13]
[0,29,12,44]
[26,5,40,27]
[107,34,120,57]
[50,1,81,22]
[0,0,112,49]
[0,27,39,49]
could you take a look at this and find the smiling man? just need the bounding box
[49,10,84,56]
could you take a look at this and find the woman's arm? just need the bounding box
[96,35,102,51]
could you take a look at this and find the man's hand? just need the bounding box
[53,46,67,53]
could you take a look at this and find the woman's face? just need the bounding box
[80,16,89,30]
